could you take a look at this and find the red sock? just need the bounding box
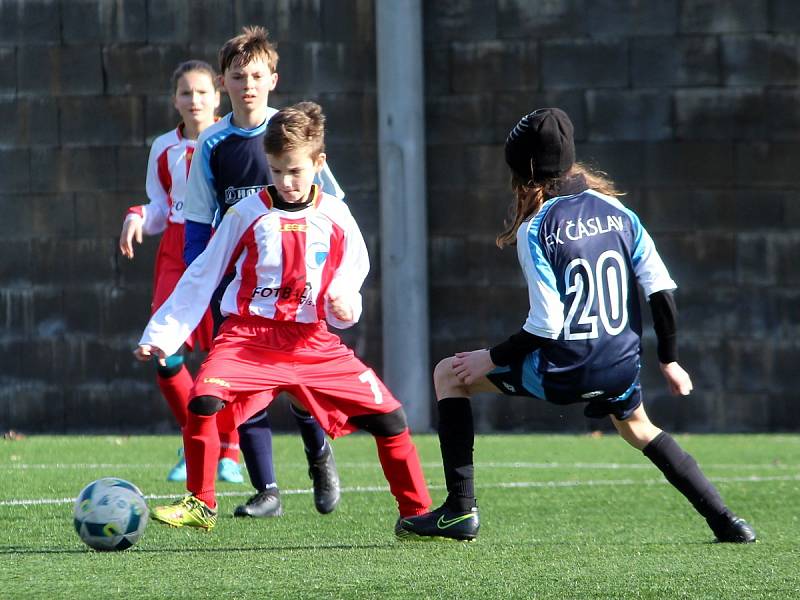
[183,412,219,509]
[374,428,432,517]
[157,366,193,428]
[217,423,240,462]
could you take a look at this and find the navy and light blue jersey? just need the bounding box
[517,188,676,398]
[182,110,345,265]
[183,110,344,228]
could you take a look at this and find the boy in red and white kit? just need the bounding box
[137,102,432,530]
[184,26,343,518]
[120,60,243,484]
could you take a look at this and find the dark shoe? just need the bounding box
[395,503,479,541]
[308,444,340,514]
[709,514,757,543]
[233,489,283,518]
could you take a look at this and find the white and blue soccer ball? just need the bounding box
[73,477,149,551]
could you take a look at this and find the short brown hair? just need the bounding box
[218,25,279,74]
[264,102,326,160]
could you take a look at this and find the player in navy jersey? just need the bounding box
[396,108,756,544]
[181,27,343,519]
[137,102,431,531]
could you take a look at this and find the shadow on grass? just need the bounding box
[1,538,729,555]
[0,542,398,555]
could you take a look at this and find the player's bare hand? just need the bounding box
[119,217,143,259]
[452,349,495,385]
[659,361,693,396]
[134,344,166,366]
[327,291,354,322]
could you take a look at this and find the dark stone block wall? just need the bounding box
[1,0,797,433]
[424,0,799,434]
[0,0,379,433]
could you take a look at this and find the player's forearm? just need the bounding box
[148,213,242,353]
[129,203,168,236]
[140,290,207,356]
[184,220,212,266]
[141,258,223,355]
[649,289,678,364]
[328,288,363,328]
[489,329,549,367]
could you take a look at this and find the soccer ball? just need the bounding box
[73,478,149,551]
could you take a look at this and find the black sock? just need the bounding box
[437,397,475,512]
[643,431,729,524]
[238,410,277,491]
[290,403,327,461]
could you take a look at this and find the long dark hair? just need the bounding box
[496,163,623,248]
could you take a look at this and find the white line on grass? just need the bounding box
[1,461,797,471]
[2,473,799,507]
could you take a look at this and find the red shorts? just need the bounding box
[152,222,214,352]
[191,316,402,438]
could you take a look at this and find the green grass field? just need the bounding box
[1,433,798,599]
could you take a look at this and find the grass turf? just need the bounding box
[1,433,798,599]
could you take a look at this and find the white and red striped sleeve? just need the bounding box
[141,135,173,235]
[125,133,174,236]
[138,203,251,356]
[323,204,370,329]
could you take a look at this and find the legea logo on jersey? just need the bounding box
[280,223,308,232]
[203,377,231,388]
[224,185,264,205]
[306,242,329,270]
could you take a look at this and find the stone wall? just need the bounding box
[1,0,797,433]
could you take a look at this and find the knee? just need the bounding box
[288,399,312,418]
[188,395,226,416]
[349,408,408,437]
[433,357,457,395]
[613,416,661,451]
[240,409,269,429]
[616,426,648,450]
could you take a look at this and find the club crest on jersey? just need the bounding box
[225,185,264,205]
[306,241,329,270]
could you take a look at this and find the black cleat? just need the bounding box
[709,514,757,543]
[395,503,479,541]
[308,444,340,514]
[233,488,283,518]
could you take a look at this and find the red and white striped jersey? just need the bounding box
[140,185,370,357]
[126,125,196,234]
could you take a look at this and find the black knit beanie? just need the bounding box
[504,107,575,181]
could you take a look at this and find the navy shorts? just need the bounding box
[486,351,643,421]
